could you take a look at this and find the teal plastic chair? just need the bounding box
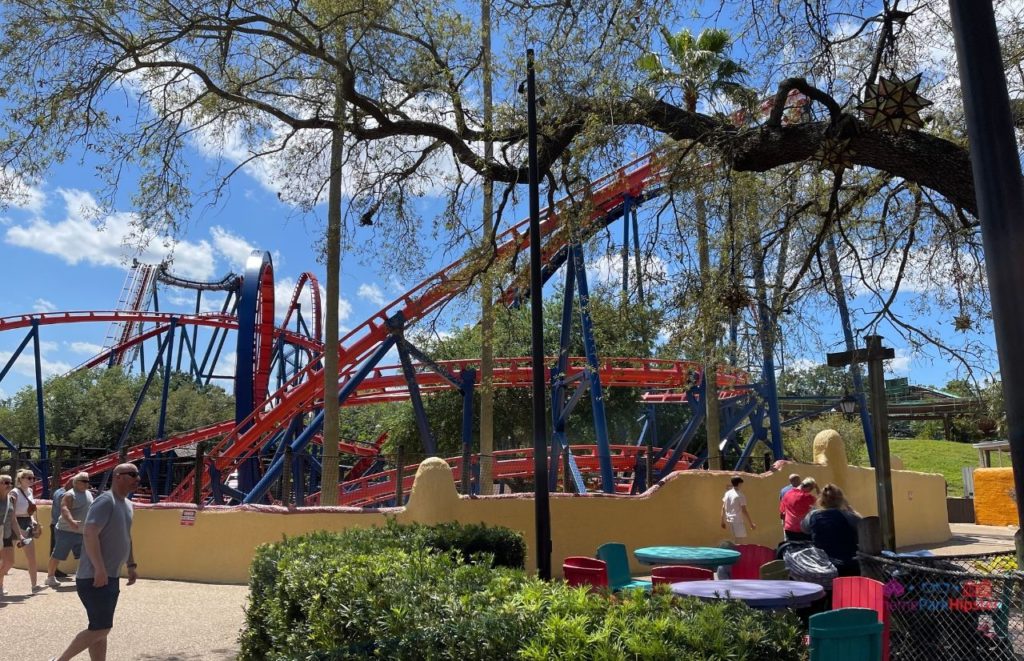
[595,542,651,592]
[809,608,882,661]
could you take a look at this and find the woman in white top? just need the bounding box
[1,473,30,596]
[12,469,40,589]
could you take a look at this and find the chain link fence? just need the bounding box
[860,552,1022,660]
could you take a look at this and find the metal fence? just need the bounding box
[860,552,1022,660]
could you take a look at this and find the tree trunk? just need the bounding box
[477,0,495,495]
[320,84,345,506]
[696,190,722,470]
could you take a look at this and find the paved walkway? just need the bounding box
[901,523,1018,556]
[0,569,247,660]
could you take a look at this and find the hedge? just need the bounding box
[239,521,805,660]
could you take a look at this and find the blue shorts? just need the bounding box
[52,530,83,560]
[77,578,120,630]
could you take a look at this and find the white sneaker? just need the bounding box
[45,576,60,588]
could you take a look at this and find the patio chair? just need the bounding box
[809,608,883,661]
[562,556,608,592]
[758,559,790,580]
[651,565,713,586]
[731,544,777,580]
[831,576,889,661]
[595,542,652,591]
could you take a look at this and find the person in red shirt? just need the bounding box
[779,477,817,541]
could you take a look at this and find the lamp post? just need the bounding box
[838,394,857,420]
[525,48,551,580]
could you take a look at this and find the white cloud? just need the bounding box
[210,226,257,269]
[589,253,668,287]
[4,189,216,279]
[68,341,103,355]
[1,168,46,214]
[0,348,71,380]
[32,298,57,313]
[357,282,387,306]
[885,348,913,377]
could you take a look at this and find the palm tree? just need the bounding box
[639,28,750,469]
[638,27,751,113]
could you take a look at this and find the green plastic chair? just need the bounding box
[758,559,790,580]
[595,542,651,592]
[809,608,882,661]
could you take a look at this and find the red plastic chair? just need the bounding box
[651,565,713,586]
[563,556,609,592]
[731,544,777,580]
[831,576,889,661]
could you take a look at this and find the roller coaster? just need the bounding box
[1,149,863,506]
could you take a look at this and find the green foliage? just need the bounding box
[782,413,869,467]
[240,523,806,661]
[777,365,855,397]
[0,367,233,451]
[889,439,980,496]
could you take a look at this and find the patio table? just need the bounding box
[634,546,741,569]
[671,579,825,609]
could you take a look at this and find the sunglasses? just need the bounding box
[0,480,11,485]
[116,471,140,478]
[21,476,36,481]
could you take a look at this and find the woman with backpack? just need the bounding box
[801,483,861,577]
[11,468,41,590]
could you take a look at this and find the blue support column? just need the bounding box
[156,319,177,441]
[31,321,49,497]
[549,250,576,489]
[570,244,615,493]
[621,195,632,296]
[396,339,438,456]
[242,335,397,504]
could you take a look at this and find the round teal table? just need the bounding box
[634,546,741,568]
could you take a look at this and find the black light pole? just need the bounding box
[526,48,552,580]
[950,1,1024,563]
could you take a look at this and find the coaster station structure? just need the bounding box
[0,150,872,505]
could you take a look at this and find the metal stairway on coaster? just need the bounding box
[101,259,157,366]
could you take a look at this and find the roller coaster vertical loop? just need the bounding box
[235,250,276,428]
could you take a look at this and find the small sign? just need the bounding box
[180,510,197,526]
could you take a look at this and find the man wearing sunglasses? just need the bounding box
[52,464,139,661]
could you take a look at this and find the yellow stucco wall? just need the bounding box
[24,430,950,584]
[974,467,1019,526]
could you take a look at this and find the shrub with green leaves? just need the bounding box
[239,522,806,660]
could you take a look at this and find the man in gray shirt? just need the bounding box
[52,463,139,661]
[46,471,94,587]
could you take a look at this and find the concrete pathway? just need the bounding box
[899,522,1019,556]
[0,569,247,661]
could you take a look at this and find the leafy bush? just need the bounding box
[240,522,806,660]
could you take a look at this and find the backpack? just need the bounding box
[783,545,838,589]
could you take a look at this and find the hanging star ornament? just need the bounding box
[858,74,932,134]
[815,137,855,174]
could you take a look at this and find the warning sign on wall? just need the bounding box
[180,510,196,526]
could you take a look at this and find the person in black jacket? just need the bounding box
[801,483,861,577]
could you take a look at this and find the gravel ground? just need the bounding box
[0,568,247,660]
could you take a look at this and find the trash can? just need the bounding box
[809,608,883,661]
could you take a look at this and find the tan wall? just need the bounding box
[974,467,1019,526]
[23,430,950,584]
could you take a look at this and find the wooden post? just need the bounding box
[192,444,204,507]
[828,335,897,550]
[394,443,405,506]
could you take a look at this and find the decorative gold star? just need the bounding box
[815,137,855,174]
[858,74,932,134]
